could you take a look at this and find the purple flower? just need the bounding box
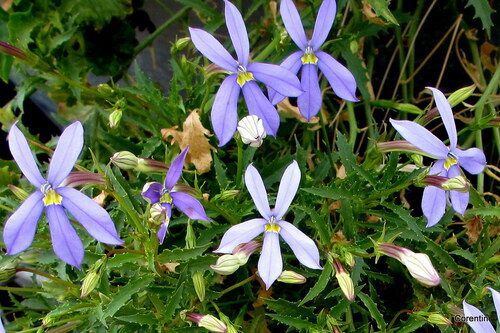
[269,0,358,121]
[389,87,486,227]
[141,146,210,243]
[189,0,303,146]
[4,122,123,268]
[214,160,322,289]
[462,287,499,333]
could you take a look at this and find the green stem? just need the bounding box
[110,192,145,234]
[185,218,196,248]
[346,102,358,146]
[0,286,43,293]
[221,275,255,295]
[252,37,280,62]
[134,7,190,56]
[235,137,244,188]
[386,309,410,332]
[318,110,335,168]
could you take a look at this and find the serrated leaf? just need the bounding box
[213,152,229,189]
[382,202,424,241]
[478,237,500,266]
[295,206,331,247]
[366,0,399,25]
[465,0,495,37]
[301,186,352,200]
[358,291,387,330]
[266,314,316,330]
[157,244,210,263]
[466,206,500,218]
[164,281,185,320]
[450,249,475,263]
[336,131,357,174]
[116,313,157,325]
[425,237,464,277]
[264,298,315,320]
[102,274,154,319]
[299,261,333,305]
[107,253,144,268]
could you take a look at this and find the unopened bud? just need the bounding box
[441,176,470,192]
[232,240,261,265]
[109,110,122,129]
[210,255,241,275]
[136,158,169,173]
[80,256,107,298]
[237,115,267,147]
[344,252,355,268]
[377,140,428,156]
[277,270,306,284]
[60,171,105,187]
[333,259,355,301]
[427,313,452,325]
[447,85,475,107]
[110,151,139,170]
[8,184,29,200]
[0,41,27,60]
[173,37,191,51]
[214,190,240,201]
[192,271,205,302]
[186,313,227,333]
[97,83,114,96]
[411,154,424,167]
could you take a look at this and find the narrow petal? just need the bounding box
[422,185,447,227]
[214,218,267,253]
[316,51,358,102]
[297,64,322,121]
[462,300,495,333]
[224,0,249,66]
[280,0,308,49]
[242,81,280,136]
[47,121,84,188]
[46,204,84,268]
[141,182,164,204]
[3,191,44,255]
[247,62,302,97]
[455,147,486,175]
[278,221,322,269]
[486,287,500,322]
[188,27,237,71]
[57,187,123,245]
[258,231,283,290]
[211,74,240,147]
[8,123,45,187]
[310,0,336,50]
[389,119,449,159]
[429,159,446,176]
[274,160,301,220]
[165,146,189,190]
[157,224,167,244]
[244,163,272,219]
[427,87,457,149]
[447,165,469,215]
[268,51,304,105]
[171,191,210,222]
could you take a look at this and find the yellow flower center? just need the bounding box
[301,46,318,64]
[237,69,254,87]
[444,152,458,170]
[265,217,281,233]
[42,189,62,206]
[160,192,173,204]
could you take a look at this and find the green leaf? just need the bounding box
[478,237,500,266]
[264,298,315,320]
[466,206,500,218]
[366,0,399,25]
[164,281,185,320]
[295,206,331,247]
[382,202,424,241]
[157,244,210,263]
[116,313,157,325]
[358,291,387,330]
[213,152,229,190]
[425,237,464,277]
[465,0,495,37]
[60,0,132,28]
[266,314,316,330]
[335,131,357,174]
[450,249,475,263]
[301,186,351,200]
[371,100,423,114]
[299,261,333,305]
[101,274,154,320]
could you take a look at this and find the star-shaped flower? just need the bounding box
[4,121,123,268]
[390,87,486,227]
[463,287,499,333]
[141,146,210,243]
[214,160,322,289]
[269,0,358,121]
[189,0,303,146]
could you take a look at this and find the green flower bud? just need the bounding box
[110,151,139,170]
[333,259,355,301]
[192,271,205,302]
[427,313,452,325]
[136,158,169,173]
[186,313,227,333]
[447,85,475,107]
[441,176,470,192]
[277,270,307,284]
[210,255,241,275]
[109,109,122,129]
[8,184,29,201]
[80,256,107,298]
[97,83,114,96]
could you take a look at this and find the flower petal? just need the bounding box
[247,62,302,97]
[242,80,280,136]
[297,64,322,121]
[389,119,448,159]
[316,51,358,102]
[422,185,447,227]
[244,163,272,219]
[8,123,45,187]
[188,27,237,71]
[447,165,469,215]
[268,51,304,105]
[171,191,210,222]
[486,287,500,322]
[274,160,301,220]
[57,187,123,245]
[427,87,457,150]
[46,204,84,268]
[278,221,322,269]
[310,0,337,50]
[224,0,249,66]
[141,182,164,204]
[462,300,495,333]
[455,147,486,175]
[157,224,167,244]
[165,146,189,190]
[47,121,84,188]
[211,74,240,147]
[258,231,283,290]
[214,218,267,253]
[3,191,44,255]
[280,0,308,49]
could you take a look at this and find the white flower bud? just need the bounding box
[237,115,266,147]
